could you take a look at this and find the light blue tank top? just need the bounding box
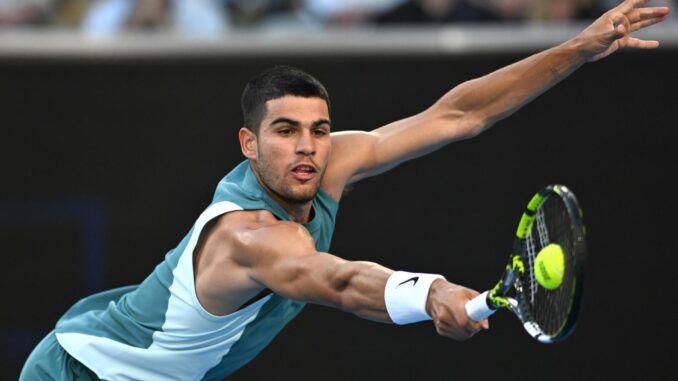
[55,161,339,380]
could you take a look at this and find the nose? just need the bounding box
[296,130,316,156]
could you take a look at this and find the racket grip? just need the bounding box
[465,291,496,321]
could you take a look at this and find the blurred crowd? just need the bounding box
[0,0,675,35]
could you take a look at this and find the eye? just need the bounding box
[277,128,293,136]
[312,129,328,137]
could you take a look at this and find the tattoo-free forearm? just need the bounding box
[442,39,586,134]
[317,258,394,322]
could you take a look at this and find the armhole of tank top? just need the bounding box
[188,201,261,322]
[238,288,273,310]
[233,208,280,309]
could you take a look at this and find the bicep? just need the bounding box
[234,222,350,307]
[325,103,476,190]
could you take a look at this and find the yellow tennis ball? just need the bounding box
[535,243,565,290]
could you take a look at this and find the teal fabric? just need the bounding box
[213,160,338,252]
[202,161,339,380]
[45,160,338,379]
[20,331,99,381]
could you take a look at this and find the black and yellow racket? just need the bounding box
[465,184,586,343]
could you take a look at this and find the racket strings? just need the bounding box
[536,208,550,247]
[526,208,551,304]
[521,195,576,336]
[525,231,538,303]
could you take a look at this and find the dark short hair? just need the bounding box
[241,66,330,134]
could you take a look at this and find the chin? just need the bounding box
[285,184,320,204]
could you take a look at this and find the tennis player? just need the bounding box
[21,1,669,379]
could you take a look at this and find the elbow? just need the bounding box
[464,113,493,138]
[441,107,488,141]
[436,94,488,140]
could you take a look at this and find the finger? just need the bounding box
[617,0,648,14]
[626,37,660,49]
[468,319,488,331]
[627,6,670,23]
[611,12,627,30]
[465,317,486,333]
[480,319,489,330]
[615,23,627,39]
[629,14,669,33]
[442,326,476,341]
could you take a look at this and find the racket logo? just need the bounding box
[397,276,419,287]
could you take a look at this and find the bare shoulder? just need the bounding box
[212,209,315,266]
[322,130,379,199]
[194,209,314,315]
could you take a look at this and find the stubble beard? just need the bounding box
[255,156,322,205]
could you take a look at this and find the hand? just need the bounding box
[426,279,489,341]
[575,0,670,62]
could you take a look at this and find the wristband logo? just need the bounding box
[397,276,419,287]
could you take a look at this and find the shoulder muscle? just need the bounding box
[228,212,317,270]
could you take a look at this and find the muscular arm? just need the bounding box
[238,216,486,339]
[195,210,485,339]
[322,0,669,197]
[234,216,394,322]
[327,42,581,187]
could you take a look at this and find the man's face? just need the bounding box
[248,95,331,205]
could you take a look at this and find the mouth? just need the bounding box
[290,163,318,182]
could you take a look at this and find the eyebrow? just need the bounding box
[269,117,331,128]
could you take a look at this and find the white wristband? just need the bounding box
[384,271,445,325]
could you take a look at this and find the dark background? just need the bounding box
[1,48,676,380]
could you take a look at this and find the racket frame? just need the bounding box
[465,184,586,344]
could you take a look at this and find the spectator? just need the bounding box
[50,0,90,28]
[305,0,403,25]
[474,0,531,21]
[0,0,53,26]
[374,0,500,25]
[254,0,323,31]
[530,0,603,22]
[82,0,229,36]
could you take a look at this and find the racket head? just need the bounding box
[490,184,586,343]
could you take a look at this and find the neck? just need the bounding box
[277,199,312,223]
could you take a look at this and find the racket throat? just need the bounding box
[487,265,521,309]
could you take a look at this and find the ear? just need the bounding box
[239,127,258,160]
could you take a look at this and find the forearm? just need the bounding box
[327,259,393,322]
[265,251,444,324]
[256,247,394,321]
[258,248,486,339]
[443,38,587,133]
[241,219,478,333]
[322,258,487,339]
[311,257,455,327]
[337,40,588,183]
[341,1,669,185]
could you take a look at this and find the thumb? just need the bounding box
[611,13,627,39]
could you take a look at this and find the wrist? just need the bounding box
[384,271,445,325]
[425,278,447,319]
[565,34,595,63]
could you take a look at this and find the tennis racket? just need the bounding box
[465,184,586,343]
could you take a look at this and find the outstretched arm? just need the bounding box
[322,0,669,197]
[200,211,488,341]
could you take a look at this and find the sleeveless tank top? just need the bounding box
[55,161,339,380]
